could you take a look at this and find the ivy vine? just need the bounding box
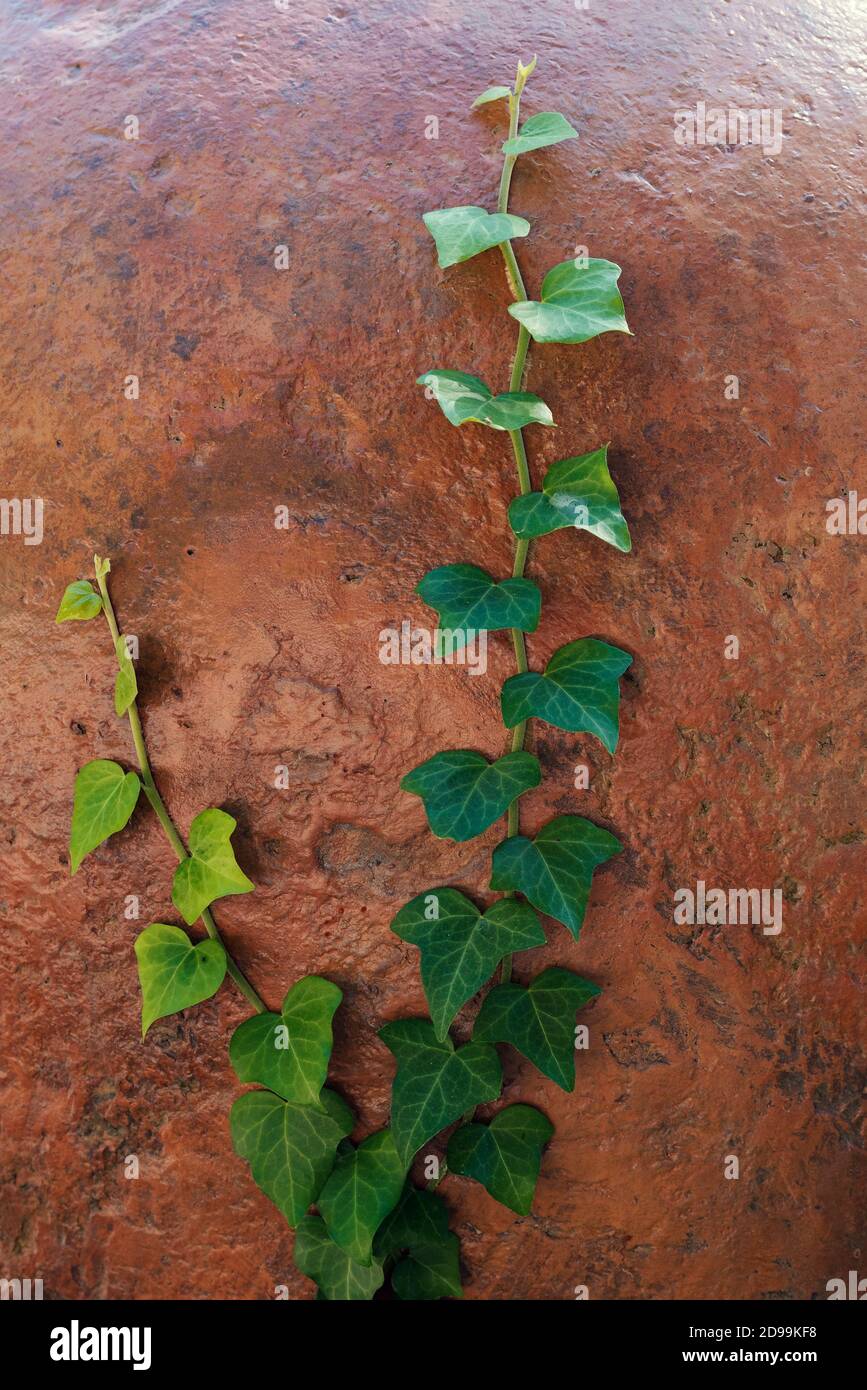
[57,56,633,1301]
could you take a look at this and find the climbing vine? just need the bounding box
[57,57,633,1300]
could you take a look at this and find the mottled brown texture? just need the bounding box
[0,0,864,1301]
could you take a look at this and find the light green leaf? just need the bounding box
[472,84,511,108]
[318,1128,406,1265]
[501,637,632,753]
[379,1018,502,1166]
[423,206,530,269]
[171,807,255,925]
[490,813,621,939]
[294,1215,385,1301]
[114,635,138,717]
[392,1233,462,1300]
[417,370,554,430]
[400,749,541,841]
[447,1103,554,1213]
[134,922,227,1038]
[229,975,343,1104]
[502,110,578,155]
[230,1088,353,1229]
[55,579,103,623]
[69,758,141,874]
[508,445,632,551]
[474,969,600,1090]
[391,889,545,1039]
[509,258,630,344]
[417,562,541,650]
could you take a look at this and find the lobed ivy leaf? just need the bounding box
[502,111,578,156]
[417,562,541,648]
[55,579,103,623]
[171,807,255,925]
[474,968,600,1090]
[229,975,343,1104]
[423,205,530,269]
[508,445,632,551]
[374,1183,462,1300]
[417,370,554,431]
[509,258,630,344]
[391,889,545,1039]
[447,1103,554,1213]
[472,84,511,108]
[114,635,138,717]
[400,749,541,841]
[134,922,227,1038]
[318,1128,406,1266]
[379,1018,502,1166]
[374,1182,450,1257]
[294,1215,385,1301]
[490,814,621,939]
[69,758,141,874]
[392,1233,462,1300]
[500,637,632,753]
[230,1087,353,1229]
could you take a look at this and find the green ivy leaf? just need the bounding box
[490,814,621,938]
[114,635,138,717]
[294,1215,385,1301]
[230,1087,353,1229]
[69,758,141,874]
[391,889,545,1039]
[447,1103,554,1213]
[474,968,600,1090]
[134,922,227,1038]
[417,370,554,430]
[392,1233,462,1300]
[318,1128,406,1265]
[229,975,343,1104]
[171,807,255,925]
[509,258,630,344]
[417,563,541,647]
[55,579,103,623]
[501,638,632,753]
[423,206,530,269]
[374,1183,462,1300]
[508,445,632,551]
[502,111,578,155]
[472,84,511,108]
[379,1018,502,1166]
[401,749,541,841]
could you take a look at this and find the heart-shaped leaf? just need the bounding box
[474,968,600,1090]
[294,1215,385,1301]
[417,370,554,430]
[230,1087,353,1229]
[401,749,541,841]
[501,638,632,753]
[392,1233,462,1300]
[502,111,578,155]
[134,922,227,1038]
[490,814,621,938]
[374,1182,450,1256]
[229,975,343,1104]
[373,1183,462,1300]
[391,889,545,1039]
[69,758,141,874]
[56,579,103,623]
[509,258,630,344]
[172,807,255,925]
[318,1128,406,1265]
[379,1018,502,1166]
[423,206,530,268]
[447,1103,554,1213]
[508,445,631,551]
[114,635,138,717]
[417,563,541,646]
[472,84,511,108]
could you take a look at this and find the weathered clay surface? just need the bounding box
[0,0,864,1300]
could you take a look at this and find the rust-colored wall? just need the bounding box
[0,0,864,1300]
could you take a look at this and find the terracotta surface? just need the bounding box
[0,0,864,1301]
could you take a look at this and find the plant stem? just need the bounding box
[94,559,267,1015]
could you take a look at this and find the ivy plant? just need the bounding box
[57,55,633,1300]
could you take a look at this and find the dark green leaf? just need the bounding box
[69,758,141,874]
[423,206,529,269]
[417,562,541,647]
[474,969,600,1090]
[502,111,578,155]
[134,922,227,1038]
[501,637,632,753]
[447,1103,554,1213]
[229,975,343,1104]
[55,579,103,623]
[114,635,138,717]
[508,445,631,551]
[318,1128,406,1265]
[490,814,621,938]
[391,889,545,1038]
[379,1018,502,1166]
[509,258,630,344]
[171,807,255,925]
[230,1088,352,1228]
[294,1215,385,1301]
[417,370,554,430]
[472,84,511,108]
[401,749,541,841]
[392,1233,462,1300]
[374,1182,450,1258]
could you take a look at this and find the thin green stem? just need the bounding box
[94,558,267,1015]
